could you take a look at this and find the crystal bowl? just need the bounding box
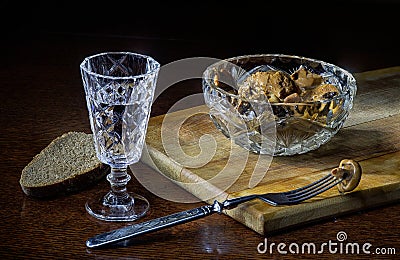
[202,54,357,156]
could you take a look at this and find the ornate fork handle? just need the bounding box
[87,202,222,248]
[86,194,264,248]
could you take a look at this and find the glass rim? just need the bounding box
[80,51,160,80]
[202,53,357,105]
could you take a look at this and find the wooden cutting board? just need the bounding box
[142,66,400,235]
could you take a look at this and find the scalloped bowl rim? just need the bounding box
[202,53,357,105]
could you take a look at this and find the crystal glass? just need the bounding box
[80,52,160,221]
[202,54,357,156]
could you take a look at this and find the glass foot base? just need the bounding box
[85,192,149,222]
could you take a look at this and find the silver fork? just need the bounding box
[86,159,361,248]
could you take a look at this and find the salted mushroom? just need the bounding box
[283,93,302,103]
[302,83,339,102]
[234,66,343,129]
[290,66,323,88]
[331,159,362,193]
[239,70,300,102]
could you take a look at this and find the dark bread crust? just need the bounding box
[20,164,109,198]
[20,132,109,198]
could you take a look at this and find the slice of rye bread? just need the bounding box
[20,131,108,198]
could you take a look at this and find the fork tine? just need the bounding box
[284,174,333,196]
[257,175,339,206]
[286,175,336,200]
[288,177,342,204]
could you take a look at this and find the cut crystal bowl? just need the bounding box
[202,54,357,156]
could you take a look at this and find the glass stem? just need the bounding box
[103,167,133,206]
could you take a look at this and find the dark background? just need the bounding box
[2,0,399,73]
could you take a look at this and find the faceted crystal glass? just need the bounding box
[80,52,160,221]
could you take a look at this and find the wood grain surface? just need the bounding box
[143,67,400,235]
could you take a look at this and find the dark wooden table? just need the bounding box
[1,1,399,259]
